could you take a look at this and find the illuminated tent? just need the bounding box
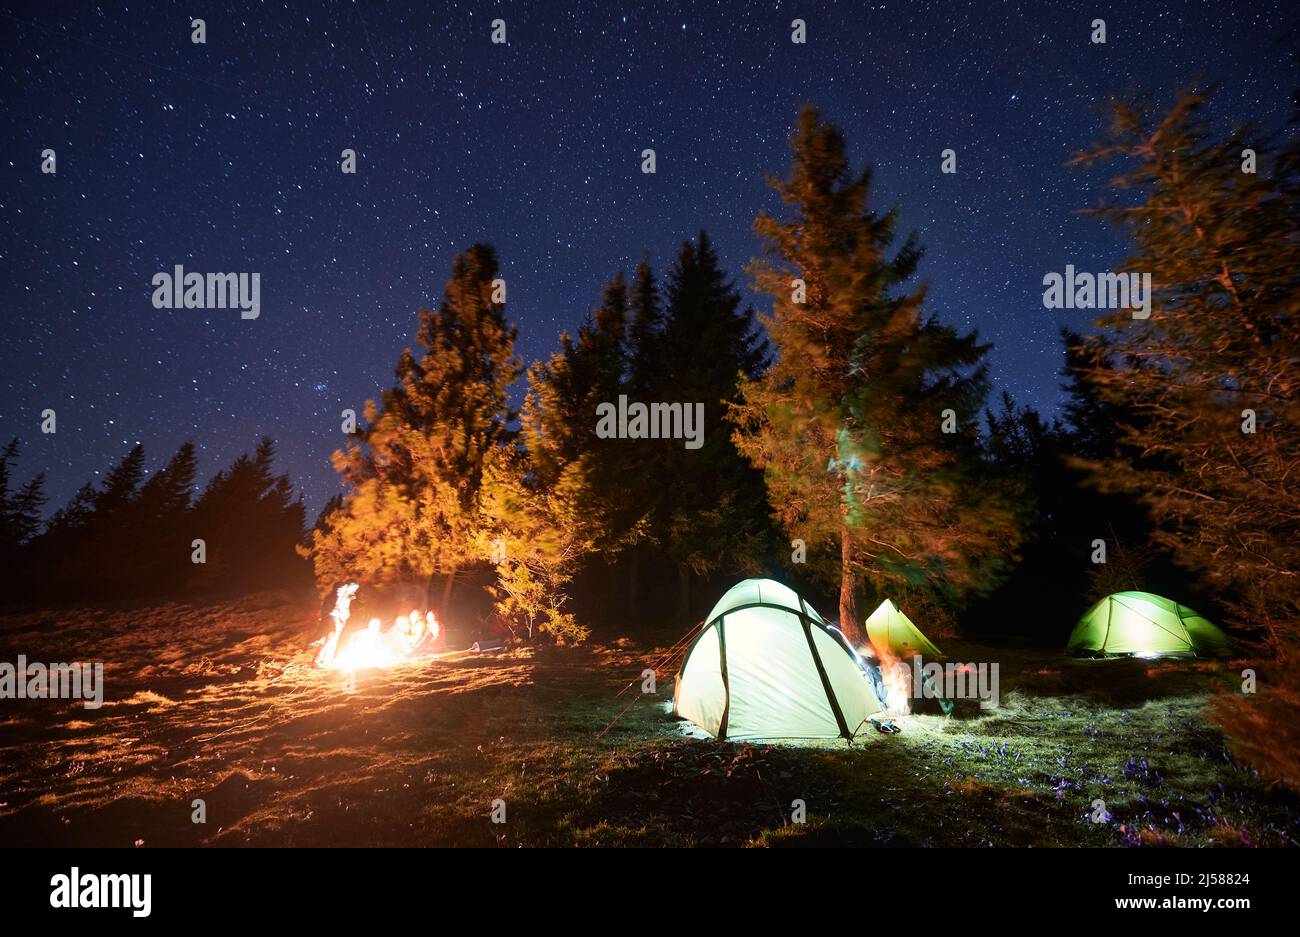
[674,579,887,741]
[1066,591,1231,658]
[864,598,943,659]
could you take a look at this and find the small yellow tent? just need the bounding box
[864,598,943,659]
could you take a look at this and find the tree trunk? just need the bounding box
[675,564,691,621]
[440,568,457,615]
[626,550,640,625]
[838,527,865,647]
[424,573,439,612]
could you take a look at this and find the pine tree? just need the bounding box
[1059,329,1131,461]
[57,443,148,596]
[0,440,46,552]
[0,440,46,596]
[1069,90,1300,646]
[124,442,198,593]
[94,444,145,515]
[9,475,47,545]
[523,273,637,546]
[135,443,197,522]
[523,269,668,629]
[657,232,772,616]
[189,438,305,594]
[308,244,521,610]
[47,483,95,531]
[733,107,1020,645]
[0,439,16,537]
[626,260,665,399]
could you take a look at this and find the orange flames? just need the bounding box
[876,648,913,716]
[315,583,441,671]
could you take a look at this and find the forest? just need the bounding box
[2,86,1297,792]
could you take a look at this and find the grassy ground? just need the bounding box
[0,592,1294,847]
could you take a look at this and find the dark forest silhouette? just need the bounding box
[0,437,309,603]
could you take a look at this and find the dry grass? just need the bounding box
[0,596,1295,847]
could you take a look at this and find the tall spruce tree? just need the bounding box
[135,443,197,522]
[95,444,145,515]
[73,443,146,596]
[522,273,633,537]
[496,274,639,638]
[191,438,306,593]
[626,260,665,399]
[1069,91,1300,647]
[525,274,629,486]
[619,260,664,617]
[733,107,1019,645]
[656,232,771,617]
[0,439,46,551]
[128,442,198,593]
[308,244,521,609]
[0,440,46,591]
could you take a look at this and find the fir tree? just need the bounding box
[1072,89,1300,792]
[1069,90,1300,646]
[733,107,1020,645]
[626,259,665,399]
[125,442,198,593]
[0,440,46,552]
[190,438,306,593]
[135,443,197,522]
[309,244,521,610]
[43,483,96,541]
[93,444,145,518]
[523,273,638,547]
[1059,329,1130,461]
[657,232,771,616]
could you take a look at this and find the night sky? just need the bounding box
[2,1,1294,517]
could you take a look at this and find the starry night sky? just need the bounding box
[2,1,1294,517]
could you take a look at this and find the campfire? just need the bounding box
[876,648,913,717]
[314,582,441,671]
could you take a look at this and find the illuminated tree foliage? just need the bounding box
[732,107,1020,645]
[476,448,590,644]
[306,244,521,610]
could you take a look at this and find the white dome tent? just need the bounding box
[673,578,887,741]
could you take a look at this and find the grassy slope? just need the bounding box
[0,592,1294,847]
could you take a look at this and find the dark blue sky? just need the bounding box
[2,1,1294,516]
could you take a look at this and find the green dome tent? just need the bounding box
[1066,591,1232,658]
[674,579,887,741]
[864,598,944,659]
